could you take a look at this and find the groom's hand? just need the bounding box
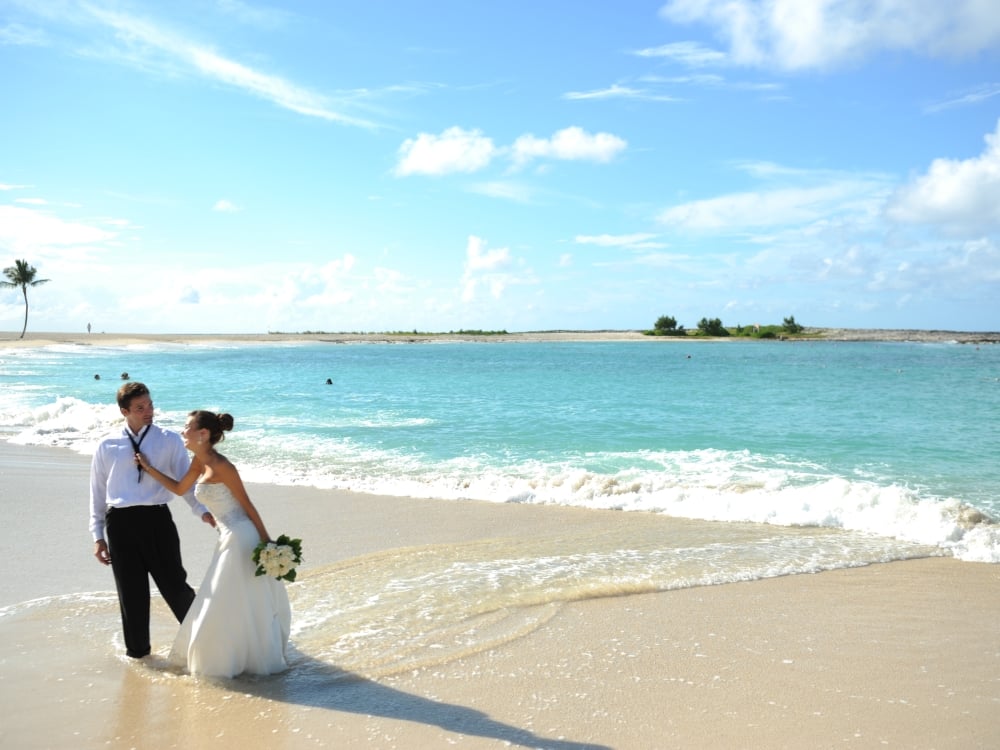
[94,539,111,566]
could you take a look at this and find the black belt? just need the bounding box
[106,504,167,515]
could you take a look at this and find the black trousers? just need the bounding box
[105,504,195,658]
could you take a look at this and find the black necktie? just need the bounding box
[127,427,148,483]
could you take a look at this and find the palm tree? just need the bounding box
[2,259,50,339]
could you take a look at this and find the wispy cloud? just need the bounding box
[563,83,681,102]
[640,73,781,94]
[25,4,376,127]
[0,22,47,46]
[575,233,666,250]
[658,172,892,232]
[0,204,117,254]
[564,73,779,103]
[467,181,536,203]
[924,83,1000,113]
[632,41,727,67]
[661,186,852,231]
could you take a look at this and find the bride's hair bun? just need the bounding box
[191,409,235,445]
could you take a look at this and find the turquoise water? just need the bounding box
[2,339,999,563]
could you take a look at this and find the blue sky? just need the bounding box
[2,0,999,334]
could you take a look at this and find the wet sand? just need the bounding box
[1,443,998,749]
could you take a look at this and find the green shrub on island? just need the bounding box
[782,316,804,334]
[649,315,687,337]
[696,317,729,337]
[645,314,810,339]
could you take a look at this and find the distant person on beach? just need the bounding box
[135,410,291,677]
[89,382,215,659]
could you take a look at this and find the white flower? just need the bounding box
[252,535,303,582]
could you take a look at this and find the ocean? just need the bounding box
[2,338,999,681]
[3,339,998,560]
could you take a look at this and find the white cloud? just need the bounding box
[467,181,535,203]
[461,235,513,302]
[0,22,46,46]
[213,199,241,212]
[396,126,628,176]
[0,205,117,251]
[464,235,510,272]
[924,83,1000,114]
[395,127,497,176]
[575,233,666,249]
[52,5,377,127]
[658,182,881,230]
[563,83,645,100]
[886,118,1000,233]
[632,41,727,66]
[659,0,1000,70]
[562,83,681,102]
[373,266,407,294]
[236,257,360,319]
[511,127,627,169]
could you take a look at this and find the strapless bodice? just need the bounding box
[194,482,246,527]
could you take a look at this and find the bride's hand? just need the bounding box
[135,451,149,469]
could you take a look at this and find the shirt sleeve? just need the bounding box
[89,443,110,542]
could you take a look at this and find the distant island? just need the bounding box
[2,328,999,348]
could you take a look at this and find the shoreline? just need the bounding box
[2,441,999,748]
[2,327,999,349]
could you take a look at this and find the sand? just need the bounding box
[1,443,999,749]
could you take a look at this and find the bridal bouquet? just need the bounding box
[252,535,303,582]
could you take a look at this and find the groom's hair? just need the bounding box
[117,381,150,410]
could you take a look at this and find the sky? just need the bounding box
[1,0,999,335]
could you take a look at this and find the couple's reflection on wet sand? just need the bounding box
[117,646,610,750]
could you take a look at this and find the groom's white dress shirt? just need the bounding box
[89,424,209,542]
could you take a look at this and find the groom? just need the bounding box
[90,382,215,658]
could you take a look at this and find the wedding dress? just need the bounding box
[169,482,291,678]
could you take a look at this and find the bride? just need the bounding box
[137,410,291,678]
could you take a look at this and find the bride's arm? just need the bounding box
[136,453,203,496]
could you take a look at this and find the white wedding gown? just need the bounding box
[169,482,291,678]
